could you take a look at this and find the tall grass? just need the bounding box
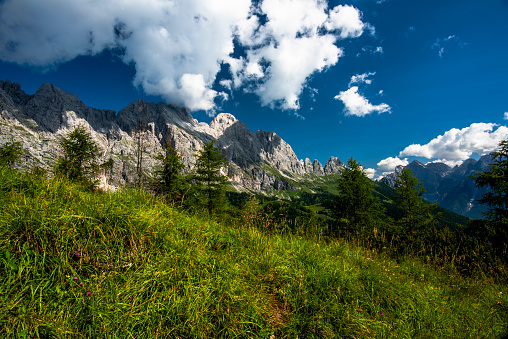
[0,167,507,338]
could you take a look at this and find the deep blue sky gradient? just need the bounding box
[1,0,507,173]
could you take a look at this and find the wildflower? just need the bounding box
[73,276,78,280]
[87,291,91,296]
[79,282,84,286]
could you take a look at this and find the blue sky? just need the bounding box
[1,0,507,178]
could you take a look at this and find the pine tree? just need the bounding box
[334,157,382,229]
[472,140,508,223]
[471,139,508,255]
[150,144,187,203]
[394,168,439,231]
[192,140,229,214]
[0,140,24,168]
[54,125,101,188]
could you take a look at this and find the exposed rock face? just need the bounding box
[0,80,343,192]
[324,156,345,174]
[381,157,492,218]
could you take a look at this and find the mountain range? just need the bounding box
[0,79,344,193]
[380,157,492,219]
[0,80,493,218]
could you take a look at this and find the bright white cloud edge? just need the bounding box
[335,86,391,117]
[0,0,370,113]
[376,122,508,178]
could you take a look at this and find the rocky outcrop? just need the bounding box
[0,80,343,192]
[381,157,492,218]
[324,156,344,174]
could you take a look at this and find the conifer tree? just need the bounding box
[472,140,508,223]
[334,157,382,229]
[193,140,229,214]
[472,139,508,255]
[150,144,187,203]
[0,140,24,168]
[54,125,101,188]
[394,168,439,231]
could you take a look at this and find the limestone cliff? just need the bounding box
[0,80,344,192]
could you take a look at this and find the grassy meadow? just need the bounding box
[0,167,507,338]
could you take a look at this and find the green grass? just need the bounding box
[0,167,507,338]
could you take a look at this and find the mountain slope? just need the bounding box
[381,157,492,218]
[0,79,343,192]
[1,167,506,338]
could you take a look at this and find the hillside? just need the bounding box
[0,80,343,194]
[381,158,492,218]
[1,168,506,338]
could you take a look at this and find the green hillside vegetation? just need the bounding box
[1,167,507,338]
[1,128,508,337]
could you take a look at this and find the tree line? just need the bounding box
[0,125,230,214]
[1,125,507,279]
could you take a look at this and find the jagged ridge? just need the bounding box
[0,80,344,192]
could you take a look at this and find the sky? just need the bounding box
[1,0,508,179]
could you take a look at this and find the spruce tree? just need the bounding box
[150,145,187,203]
[394,168,438,231]
[193,140,229,214]
[472,140,508,223]
[471,139,508,255]
[54,125,101,188]
[334,157,382,229]
[0,140,24,168]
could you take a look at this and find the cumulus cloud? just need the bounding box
[335,72,390,117]
[377,156,409,174]
[0,0,251,112]
[504,112,508,120]
[0,0,371,113]
[335,86,391,117]
[364,168,376,179]
[230,1,369,110]
[399,123,508,162]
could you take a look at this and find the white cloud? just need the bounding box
[399,122,508,162]
[349,72,376,86]
[364,168,376,179]
[325,5,365,39]
[219,79,233,91]
[335,86,391,117]
[377,156,409,174]
[0,0,252,112]
[504,112,508,120]
[229,1,369,110]
[249,35,341,109]
[0,0,374,113]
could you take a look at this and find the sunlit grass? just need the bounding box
[0,167,507,338]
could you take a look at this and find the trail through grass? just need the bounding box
[0,168,507,338]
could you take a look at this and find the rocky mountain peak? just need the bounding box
[1,80,346,194]
[209,113,240,138]
[380,156,493,218]
[324,156,344,174]
[0,79,30,106]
